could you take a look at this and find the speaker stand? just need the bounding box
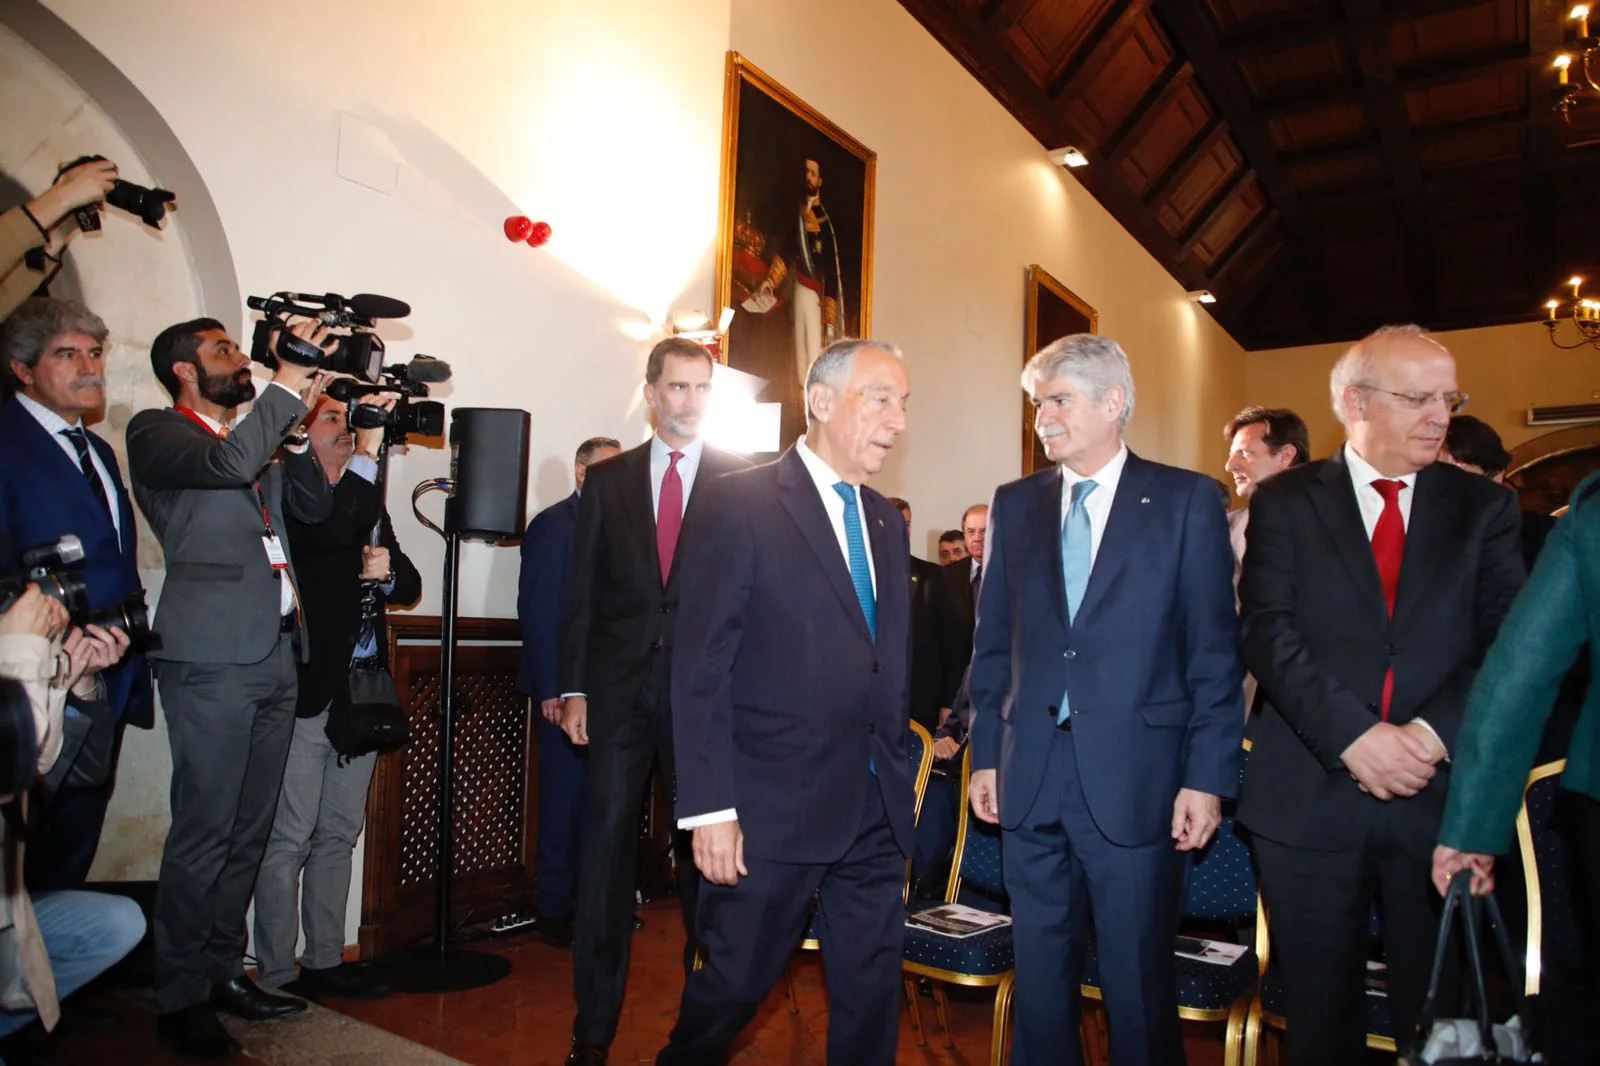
[383,529,511,993]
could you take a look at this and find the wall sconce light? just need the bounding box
[1188,289,1217,304]
[1047,146,1089,168]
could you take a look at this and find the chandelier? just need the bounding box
[1553,5,1599,121]
[1542,277,1600,349]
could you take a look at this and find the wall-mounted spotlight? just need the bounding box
[1047,146,1089,169]
[1188,290,1217,304]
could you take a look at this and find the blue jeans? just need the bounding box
[0,890,146,1038]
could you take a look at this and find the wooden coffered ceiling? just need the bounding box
[900,0,1600,350]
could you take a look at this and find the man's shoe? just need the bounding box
[0,1023,54,1065]
[281,962,392,1002]
[53,1002,119,1034]
[157,1004,242,1059]
[210,976,307,1020]
[565,1042,608,1065]
[536,914,574,949]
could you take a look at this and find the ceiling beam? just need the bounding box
[1150,0,1311,242]
[1525,0,1569,307]
[1139,117,1230,205]
[983,0,1032,33]
[1103,62,1196,166]
[1256,47,1552,120]
[1177,165,1252,246]
[1046,0,1155,105]
[1218,0,1501,62]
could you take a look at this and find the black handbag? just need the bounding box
[323,528,410,764]
[1407,871,1538,1064]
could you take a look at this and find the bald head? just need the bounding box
[1330,325,1461,477]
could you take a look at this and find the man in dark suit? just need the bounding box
[937,529,966,565]
[0,298,150,891]
[1239,325,1525,1066]
[253,392,421,1003]
[937,503,987,708]
[556,339,747,1066]
[517,435,620,948]
[968,334,1243,1066]
[659,338,914,1065]
[128,316,335,1057]
[888,496,951,733]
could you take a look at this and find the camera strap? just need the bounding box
[173,406,304,630]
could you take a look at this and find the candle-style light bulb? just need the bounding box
[1548,299,1561,321]
[1574,4,1591,38]
[1557,53,1574,85]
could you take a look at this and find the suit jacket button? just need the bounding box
[1047,705,1058,717]
[649,641,662,651]
[1063,649,1076,659]
[1386,643,1399,657]
[868,723,876,734]
[873,662,881,673]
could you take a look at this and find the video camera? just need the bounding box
[327,356,450,448]
[58,154,176,230]
[246,291,412,383]
[0,537,159,655]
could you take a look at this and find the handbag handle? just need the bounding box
[1412,871,1535,1054]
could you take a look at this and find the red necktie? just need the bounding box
[657,451,684,585]
[1370,479,1406,720]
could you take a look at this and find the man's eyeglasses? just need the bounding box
[1356,385,1469,414]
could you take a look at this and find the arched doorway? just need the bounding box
[1506,424,1600,515]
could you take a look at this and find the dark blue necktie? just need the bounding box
[60,427,113,520]
[832,481,876,641]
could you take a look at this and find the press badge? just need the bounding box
[263,534,289,569]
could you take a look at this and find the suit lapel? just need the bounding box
[777,449,873,643]
[2,403,122,551]
[1035,468,1068,629]
[618,443,658,578]
[90,433,137,559]
[1393,464,1455,625]
[1074,454,1154,626]
[1308,451,1387,613]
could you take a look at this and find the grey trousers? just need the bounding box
[153,637,297,1013]
[252,712,375,988]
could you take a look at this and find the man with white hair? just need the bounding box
[1237,325,1525,1065]
[660,338,915,1064]
[967,333,1243,1066]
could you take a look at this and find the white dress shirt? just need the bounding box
[1058,443,1130,568]
[649,434,704,520]
[678,440,878,831]
[15,392,122,544]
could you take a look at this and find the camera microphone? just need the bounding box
[21,536,84,571]
[348,294,411,319]
[400,355,451,383]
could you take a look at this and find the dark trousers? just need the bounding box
[572,653,697,1046]
[1251,818,1450,1066]
[658,782,905,1066]
[911,768,959,884]
[535,710,588,920]
[152,637,297,1013]
[26,781,113,892]
[1004,727,1184,1066]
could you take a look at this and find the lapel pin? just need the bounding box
[1140,497,1151,504]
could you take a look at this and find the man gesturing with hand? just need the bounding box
[1237,325,1524,1066]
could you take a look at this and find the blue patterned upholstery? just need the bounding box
[1184,815,1254,921]
[903,901,1015,976]
[1080,939,1258,1013]
[908,726,926,774]
[956,818,1007,914]
[1522,766,1580,984]
[1258,965,1394,1039]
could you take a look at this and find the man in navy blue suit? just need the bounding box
[660,339,914,1065]
[0,297,150,889]
[516,434,620,948]
[969,334,1244,1066]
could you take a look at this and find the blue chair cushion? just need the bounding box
[1081,938,1257,1013]
[902,902,1014,977]
[1258,964,1394,1039]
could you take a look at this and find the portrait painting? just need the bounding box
[1023,265,1098,475]
[715,52,876,450]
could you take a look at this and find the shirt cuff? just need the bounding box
[558,692,586,701]
[346,455,378,483]
[1409,717,1449,761]
[678,809,737,830]
[379,579,396,597]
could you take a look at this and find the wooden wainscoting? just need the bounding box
[360,616,534,957]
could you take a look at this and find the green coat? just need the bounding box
[1439,474,1600,856]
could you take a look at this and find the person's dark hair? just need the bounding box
[1223,406,1311,468]
[887,497,911,517]
[938,530,964,546]
[150,317,227,401]
[575,436,622,466]
[1,297,108,395]
[644,337,714,385]
[1445,415,1511,476]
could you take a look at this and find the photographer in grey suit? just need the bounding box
[127,316,335,1059]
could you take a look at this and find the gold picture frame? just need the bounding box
[1023,265,1099,475]
[714,52,877,451]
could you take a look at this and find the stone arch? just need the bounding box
[1505,424,1600,514]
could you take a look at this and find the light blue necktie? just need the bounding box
[833,482,876,641]
[1058,479,1097,724]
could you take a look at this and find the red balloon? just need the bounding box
[527,221,553,248]
[503,215,533,242]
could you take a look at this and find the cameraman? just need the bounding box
[253,392,418,1003]
[0,586,144,1061]
[0,297,151,894]
[127,316,335,1058]
[0,159,119,324]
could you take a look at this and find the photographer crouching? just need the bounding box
[0,585,144,1063]
[127,316,339,1058]
[252,391,418,1003]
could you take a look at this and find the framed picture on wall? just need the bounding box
[1023,265,1098,475]
[715,51,877,451]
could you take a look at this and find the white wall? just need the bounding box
[28,0,1248,945]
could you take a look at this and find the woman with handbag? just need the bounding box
[250,393,419,1002]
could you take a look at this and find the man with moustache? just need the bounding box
[659,339,914,1065]
[937,529,967,565]
[1238,325,1524,1065]
[0,298,150,892]
[557,338,747,1066]
[969,334,1242,1065]
[128,316,335,1057]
